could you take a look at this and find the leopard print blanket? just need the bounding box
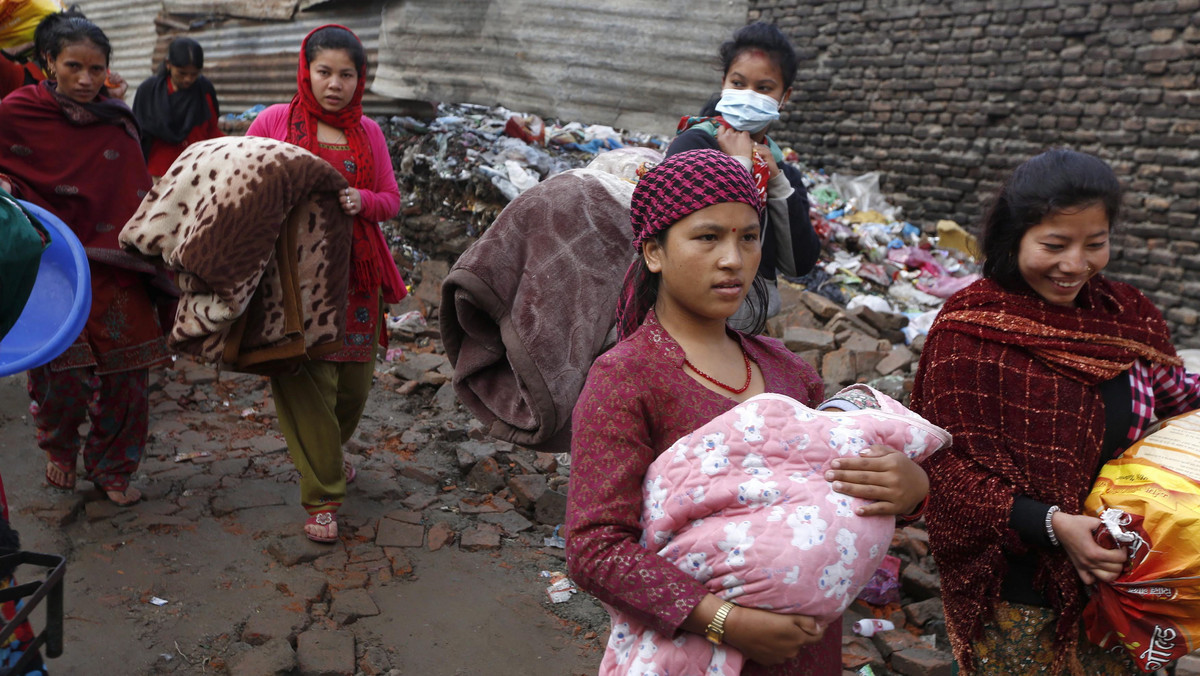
[119,136,352,374]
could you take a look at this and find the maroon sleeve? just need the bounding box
[565,349,708,636]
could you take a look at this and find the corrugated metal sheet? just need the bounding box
[73,0,163,98]
[162,0,300,21]
[77,0,407,115]
[373,0,749,135]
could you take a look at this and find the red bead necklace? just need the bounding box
[683,346,753,394]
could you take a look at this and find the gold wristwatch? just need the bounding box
[705,601,736,645]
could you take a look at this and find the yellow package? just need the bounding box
[1083,409,1200,672]
[0,0,62,51]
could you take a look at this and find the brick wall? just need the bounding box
[753,0,1200,346]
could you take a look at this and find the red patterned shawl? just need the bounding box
[910,276,1180,674]
[286,24,380,295]
[0,81,151,272]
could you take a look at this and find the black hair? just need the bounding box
[0,516,20,580]
[34,7,110,70]
[628,230,770,337]
[980,148,1122,290]
[304,26,365,73]
[159,36,203,76]
[719,21,797,89]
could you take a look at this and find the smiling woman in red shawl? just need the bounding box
[0,16,168,507]
[911,149,1200,675]
[246,24,403,544]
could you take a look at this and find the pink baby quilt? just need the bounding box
[599,386,951,676]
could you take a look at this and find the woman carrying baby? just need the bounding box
[564,149,929,674]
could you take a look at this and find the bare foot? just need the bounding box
[105,486,142,506]
[45,461,75,490]
[304,512,338,543]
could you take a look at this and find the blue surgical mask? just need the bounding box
[715,88,781,134]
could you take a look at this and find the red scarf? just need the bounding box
[0,82,151,270]
[286,24,380,295]
[911,276,1180,674]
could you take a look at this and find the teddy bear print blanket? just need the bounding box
[599,386,951,676]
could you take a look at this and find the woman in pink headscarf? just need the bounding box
[247,25,404,543]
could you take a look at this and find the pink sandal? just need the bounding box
[305,511,338,543]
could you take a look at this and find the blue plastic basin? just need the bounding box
[0,201,91,377]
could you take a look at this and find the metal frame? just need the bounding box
[0,552,66,676]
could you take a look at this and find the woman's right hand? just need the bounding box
[724,605,825,666]
[0,177,11,195]
[1052,511,1126,584]
[716,125,755,162]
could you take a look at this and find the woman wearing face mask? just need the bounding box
[246,25,404,544]
[665,21,819,333]
[133,36,222,178]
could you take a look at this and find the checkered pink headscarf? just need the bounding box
[616,149,763,340]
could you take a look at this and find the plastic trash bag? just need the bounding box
[0,0,60,50]
[1082,408,1200,672]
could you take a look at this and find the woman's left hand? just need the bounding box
[105,70,128,99]
[340,187,361,216]
[754,142,781,179]
[824,445,929,517]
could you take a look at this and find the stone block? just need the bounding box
[479,510,533,535]
[329,588,380,625]
[903,597,946,628]
[466,456,506,494]
[901,563,942,601]
[841,635,885,671]
[454,440,498,469]
[508,473,548,508]
[228,637,296,676]
[242,604,308,645]
[383,547,413,576]
[783,326,837,352]
[426,521,455,551]
[822,347,857,386]
[800,290,844,319]
[268,535,328,567]
[876,345,916,375]
[375,519,424,548]
[535,489,568,525]
[890,646,954,676]
[871,628,921,658]
[296,629,356,676]
[1174,653,1200,676]
[459,524,502,551]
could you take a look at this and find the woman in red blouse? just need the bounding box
[566,149,928,674]
[132,37,222,178]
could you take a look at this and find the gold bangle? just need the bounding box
[705,600,736,645]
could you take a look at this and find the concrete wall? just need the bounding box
[754,0,1200,345]
[372,0,748,136]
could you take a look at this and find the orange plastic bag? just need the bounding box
[0,0,61,51]
[1083,409,1200,672]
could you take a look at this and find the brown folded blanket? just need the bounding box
[440,168,636,452]
[119,136,352,374]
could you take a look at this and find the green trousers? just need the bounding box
[271,356,375,512]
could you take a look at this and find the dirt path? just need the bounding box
[0,357,607,675]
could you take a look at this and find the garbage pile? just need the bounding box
[788,168,981,349]
[379,103,670,260]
